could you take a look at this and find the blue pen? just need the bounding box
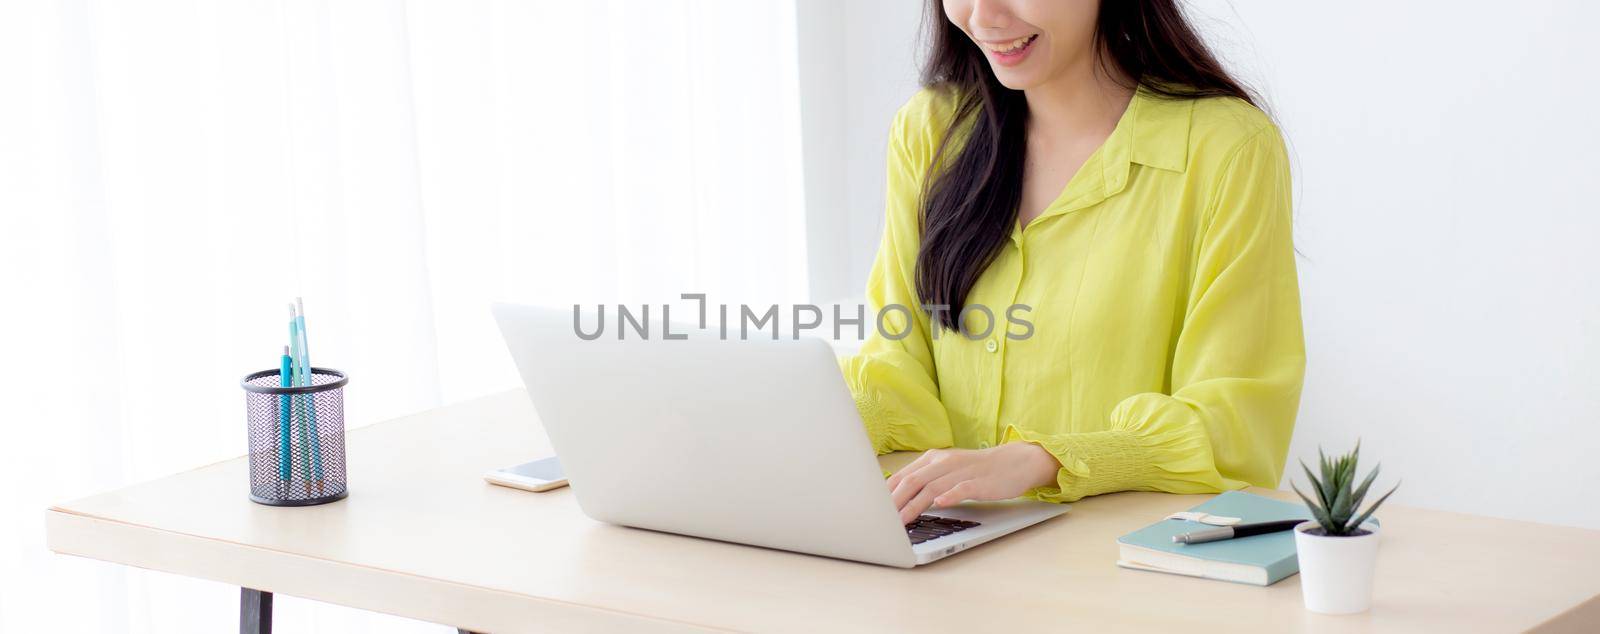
[278,346,293,483]
[295,297,324,487]
[289,304,314,492]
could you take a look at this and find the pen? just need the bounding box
[289,304,313,492]
[295,297,324,488]
[1173,519,1304,544]
[278,346,293,484]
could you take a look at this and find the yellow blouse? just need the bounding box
[841,86,1305,503]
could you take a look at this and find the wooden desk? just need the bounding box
[46,390,1600,633]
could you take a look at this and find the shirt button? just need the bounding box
[985,339,998,353]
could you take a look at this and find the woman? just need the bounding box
[844,0,1305,525]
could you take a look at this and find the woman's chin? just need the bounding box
[988,68,1046,92]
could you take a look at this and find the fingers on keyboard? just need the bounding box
[905,515,980,544]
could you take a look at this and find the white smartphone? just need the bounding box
[483,456,568,492]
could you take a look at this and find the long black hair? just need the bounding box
[915,0,1258,329]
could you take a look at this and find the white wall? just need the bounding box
[796,0,924,304]
[798,0,1600,528]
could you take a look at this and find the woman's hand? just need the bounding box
[885,442,1062,524]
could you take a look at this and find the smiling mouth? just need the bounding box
[983,34,1038,56]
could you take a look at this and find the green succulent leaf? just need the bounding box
[1317,449,1338,506]
[1329,478,1353,527]
[1292,483,1336,533]
[1347,482,1401,532]
[1300,460,1329,509]
[1349,463,1381,512]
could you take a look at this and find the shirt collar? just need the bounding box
[1065,85,1195,205]
[1010,84,1196,239]
[1103,84,1194,188]
[1125,84,1194,173]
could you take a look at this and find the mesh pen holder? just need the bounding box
[240,367,349,506]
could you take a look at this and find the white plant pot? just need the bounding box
[1294,520,1380,614]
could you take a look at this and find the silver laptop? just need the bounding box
[492,303,1068,567]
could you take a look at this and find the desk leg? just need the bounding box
[240,588,272,634]
[236,587,475,634]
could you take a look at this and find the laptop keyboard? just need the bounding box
[905,515,981,544]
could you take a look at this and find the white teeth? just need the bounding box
[984,34,1035,54]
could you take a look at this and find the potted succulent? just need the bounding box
[1291,443,1398,614]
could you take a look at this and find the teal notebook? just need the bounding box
[1116,491,1312,586]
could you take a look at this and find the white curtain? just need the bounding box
[0,1,808,631]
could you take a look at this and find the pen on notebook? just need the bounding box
[278,346,293,484]
[295,297,325,489]
[1173,519,1304,545]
